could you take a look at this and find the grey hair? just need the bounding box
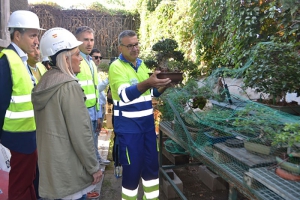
[75,26,94,38]
[118,30,137,46]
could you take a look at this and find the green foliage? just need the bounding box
[139,0,199,79]
[243,41,300,103]
[279,0,300,40]
[30,1,63,9]
[273,123,300,147]
[98,63,110,72]
[89,2,110,12]
[138,0,196,64]
[232,103,283,139]
[146,0,162,11]
[144,38,184,71]
[88,2,136,15]
[191,0,298,73]
[152,38,179,52]
[192,96,207,109]
[158,79,219,121]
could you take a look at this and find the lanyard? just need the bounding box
[26,64,37,87]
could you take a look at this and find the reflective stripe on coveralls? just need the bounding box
[142,178,159,199]
[110,59,159,200]
[121,178,159,200]
[0,49,35,132]
[113,95,153,118]
[122,187,138,200]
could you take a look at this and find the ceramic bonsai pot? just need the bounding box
[275,167,300,181]
[244,141,274,155]
[276,156,300,175]
[149,72,183,84]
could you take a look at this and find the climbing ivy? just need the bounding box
[138,0,200,78]
[191,0,299,73]
[139,0,196,62]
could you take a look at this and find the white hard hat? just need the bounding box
[8,10,45,30]
[42,56,49,62]
[40,27,82,57]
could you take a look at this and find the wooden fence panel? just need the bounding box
[30,5,139,58]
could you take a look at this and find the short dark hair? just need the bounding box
[90,48,101,56]
[118,30,137,46]
[9,28,25,40]
[75,26,94,38]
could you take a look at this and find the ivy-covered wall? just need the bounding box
[191,0,299,72]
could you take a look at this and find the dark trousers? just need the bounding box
[9,149,37,200]
[33,163,40,199]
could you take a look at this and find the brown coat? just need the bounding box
[32,68,99,199]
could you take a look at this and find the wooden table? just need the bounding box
[214,143,276,169]
[159,121,283,200]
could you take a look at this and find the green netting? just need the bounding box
[158,68,300,199]
[164,139,186,154]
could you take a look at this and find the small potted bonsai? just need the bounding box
[232,103,283,155]
[272,122,300,181]
[144,38,197,83]
[242,41,300,115]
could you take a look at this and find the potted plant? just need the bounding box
[242,41,300,115]
[232,103,284,155]
[144,38,198,83]
[272,122,300,180]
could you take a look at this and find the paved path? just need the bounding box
[87,129,114,200]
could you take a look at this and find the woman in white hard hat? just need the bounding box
[31,27,102,200]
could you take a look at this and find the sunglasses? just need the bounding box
[93,56,103,60]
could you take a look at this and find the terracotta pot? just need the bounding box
[149,72,183,84]
[275,167,300,181]
[276,156,300,175]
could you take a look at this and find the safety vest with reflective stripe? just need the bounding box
[0,49,36,132]
[110,60,151,102]
[77,58,99,110]
[109,60,155,134]
[37,62,47,76]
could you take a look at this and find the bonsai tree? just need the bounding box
[144,38,197,74]
[272,122,300,179]
[233,105,281,139]
[272,122,300,157]
[243,41,300,105]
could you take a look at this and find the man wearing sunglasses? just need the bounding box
[90,49,110,136]
[90,48,102,67]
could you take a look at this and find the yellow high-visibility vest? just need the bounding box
[37,62,47,75]
[0,49,36,132]
[76,57,99,110]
